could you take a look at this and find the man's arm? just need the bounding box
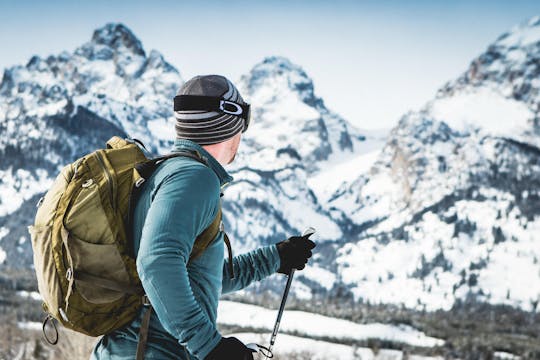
[222,232,316,294]
[136,164,222,359]
[221,245,281,294]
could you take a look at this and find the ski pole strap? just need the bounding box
[136,304,153,360]
[258,344,273,358]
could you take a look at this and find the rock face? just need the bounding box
[1,18,539,313]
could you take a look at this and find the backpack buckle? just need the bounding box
[142,294,151,306]
[135,178,146,188]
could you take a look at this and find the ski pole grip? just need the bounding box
[302,227,316,238]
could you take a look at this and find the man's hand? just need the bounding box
[276,232,316,274]
[205,337,254,360]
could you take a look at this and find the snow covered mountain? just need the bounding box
[329,16,540,311]
[1,17,539,318]
[222,56,373,251]
[0,23,373,274]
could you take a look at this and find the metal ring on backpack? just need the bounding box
[42,314,59,345]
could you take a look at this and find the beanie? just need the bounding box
[174,75,248,145]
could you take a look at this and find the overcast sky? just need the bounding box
[1,0,540,130]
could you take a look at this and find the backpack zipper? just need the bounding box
[95,151,115,210]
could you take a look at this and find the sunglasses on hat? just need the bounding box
[174,95,251,133]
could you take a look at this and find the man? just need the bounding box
[91,75,316,359]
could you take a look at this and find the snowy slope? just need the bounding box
[330,16,540,311]
[218,301,443,348]
[229,333,443,360]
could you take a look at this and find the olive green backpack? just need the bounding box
[28,136,226,352]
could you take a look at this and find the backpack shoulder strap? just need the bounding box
[190,205,235,279]
[134,150,208,182]
[190,206,222,261]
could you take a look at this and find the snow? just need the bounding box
[278,195,342,242]
[337,233,459,311]
[308,143,383,204]
[0,167,53,217]
[0,227,8,241]
[0,228,12,264]
[17,291,42,301]
[26,99,68,118]
[246,92,321,159]
[429,87,534,136]
[232,332,354,359]
[337,189,540,312]
[291,281,314,300]
[505,49,527,63]
[229,332,444,360]
[299,265,337,290]
[494,351,521,360]
[17,322,42,331]
[497,16,540,47]
[11,65,56,89]
[217,301,444,348]
[478,222,540,309]
[147,117,176,141]
[356,175,406,222]
[78,60,132,102]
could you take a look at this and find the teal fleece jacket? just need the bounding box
[91,140,281,360]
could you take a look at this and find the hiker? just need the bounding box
[90,75,316,360]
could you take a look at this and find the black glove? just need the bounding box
[205,337,254,360]
[276,233,316,274]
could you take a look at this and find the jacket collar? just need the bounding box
[172,139,234,187]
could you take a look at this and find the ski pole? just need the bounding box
[265,227,316,359]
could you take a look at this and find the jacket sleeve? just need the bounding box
[136,164,222,359]
[221,244,281,294]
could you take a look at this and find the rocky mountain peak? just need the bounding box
[90,23,146,57]
[240,56,323,109]
[234,55,362,169]
[436,16,540,112]
[145,49,177,73]
[249,56,307,80]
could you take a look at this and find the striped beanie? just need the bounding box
[174,75,248,145]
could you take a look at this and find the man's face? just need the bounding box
[227,132,242,164]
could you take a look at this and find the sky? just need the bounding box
[1,0,540,130]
